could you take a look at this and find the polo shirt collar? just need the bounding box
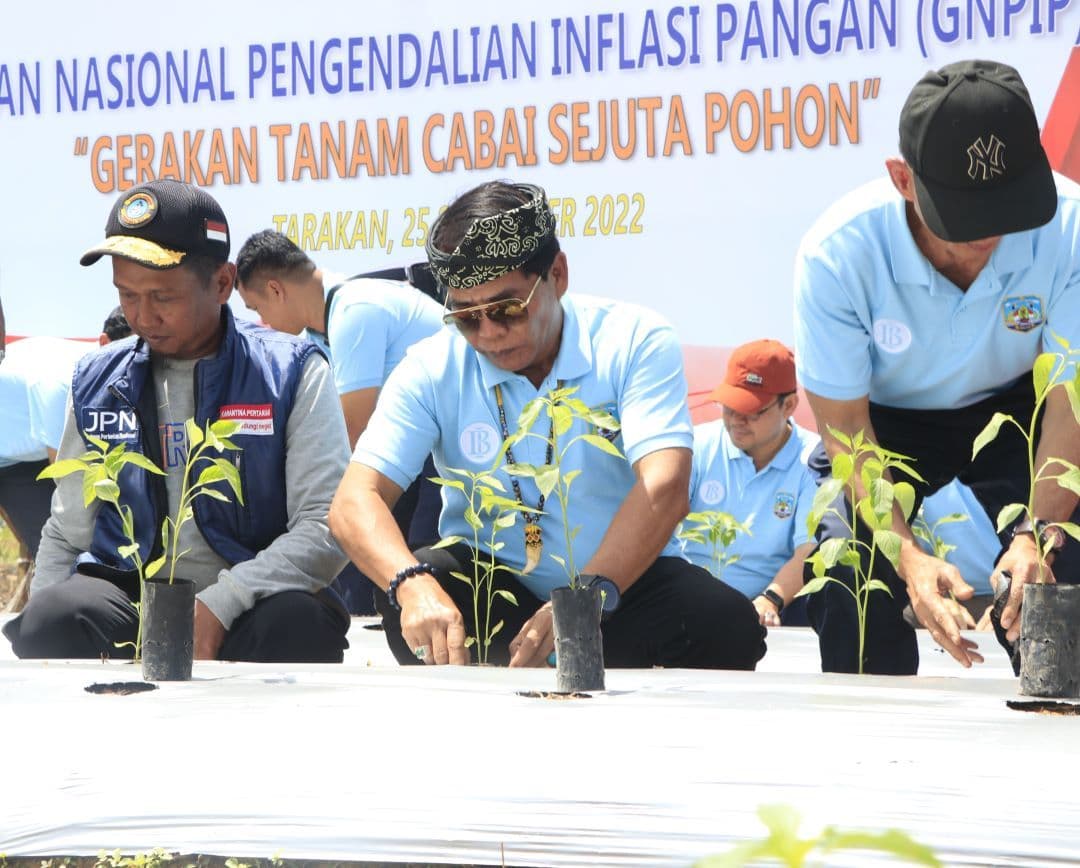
[721,421,800,472]
[475,295,593,391]
[888,198,1036,293]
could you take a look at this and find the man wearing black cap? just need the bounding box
[330,180,765,670]
[3,179,351,663]
[794,60,1080,674]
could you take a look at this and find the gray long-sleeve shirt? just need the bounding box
[32,351,350,629]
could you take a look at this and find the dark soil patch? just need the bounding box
[1006,699,1080,715]
[85,681,158,696]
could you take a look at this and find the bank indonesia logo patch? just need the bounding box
[773,492,795,519]
[460,422,501,464]
[1003,296,1043,333]
[700,480,725,506]
[872,319,912,354]
[81,407,139,442]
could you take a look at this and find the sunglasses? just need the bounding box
[442,273,542,331]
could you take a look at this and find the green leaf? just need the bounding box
[818,828,941,866]
[995,502,1026,533]
[825,426,852,448]
[894,481,916,522]
[807,477,844,537]
[145,555,166,579]
[1033,351,1058,400]
[1052,467,1080,498]
[195,464,229,488]
[429,476,466,492]
[476,474,506,492]
[432,535,467,549]
[185,418,204,449]
[464,506,481,531]
[117,543,139,560]
[464,636,476,648]
[933,511,968,527]
[864,578,894,596]
[93,479,121,505]
[516,398,544,436]
[1056,521,1080,543]
[449,570,473,586]
[86,433,109,452]
[494,513,518,529]
[972,412,1011,460]
[818,537,848,569]
[550,554,567,569]
[797,575,830,596]
[577,433,624,459]
[563,469,582,488]
[490,619,505,638]
[196,488,230,502]
[124,452,166,476]
[505,463,539,479]
[37,458,90,480]
[831,451,854,483]
[1065,380,1080,427]
[532,465,559,499]
[210,419,241,439]
[552,403,574,436]
[872,529,902,567]
[493,589,518,606]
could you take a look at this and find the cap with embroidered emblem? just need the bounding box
[710,339,796,415]
[899,59,1056,243]
[80,179,230,270]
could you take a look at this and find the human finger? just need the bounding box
[920,598,974,667]
[446,619,468,666]
[430,627,450,665]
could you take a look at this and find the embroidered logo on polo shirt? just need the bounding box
[81,408,139,442]
[967,134,1006,181]
[699,480,725,505]
[774,492,795,519]
[460,422,500,464]
[219,404,274,436]
[1002,296,1043,333]
[590,402,621,443]
[872,319,912,354]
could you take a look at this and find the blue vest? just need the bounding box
[71,307,321,574]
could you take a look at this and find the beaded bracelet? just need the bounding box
[387,562,435,611]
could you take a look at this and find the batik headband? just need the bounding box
[425,183,557,290]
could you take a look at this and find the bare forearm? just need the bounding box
[1032,389,1080,523]
[770,543,815,604]
[329,464,414,591]
[581,448,690,589]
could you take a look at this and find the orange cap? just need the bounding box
[709,339,797,414]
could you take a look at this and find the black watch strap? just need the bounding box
[761,588,785,613]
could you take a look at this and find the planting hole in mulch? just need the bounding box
[85,681,158,695]
[362,623,385,631]
[1006,699,1080,715]
[517,690,592,700]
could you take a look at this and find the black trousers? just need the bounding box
[806,376,1080,675]
[375,541,767,670]
[3,573,351,663]
[0,459,54,557]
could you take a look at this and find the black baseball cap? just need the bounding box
[80,179,230,269]
[899,59,1056,242]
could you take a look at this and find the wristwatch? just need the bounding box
[578,573,621,615]
[759,587,785,613]
[1012,518,1067,554]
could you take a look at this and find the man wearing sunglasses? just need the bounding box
[681,340,819,629]
[330,180,765,670]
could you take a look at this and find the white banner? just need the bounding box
[1,1,1077,345]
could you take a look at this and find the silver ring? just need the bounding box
[414,645,428,660]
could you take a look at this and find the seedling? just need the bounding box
[678,510,753,579]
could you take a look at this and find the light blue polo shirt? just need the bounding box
[0,337,94,469]
[920,480,999,597]
[320,274,444,395]
[680,419,819,598]
[794,174,1080,409]
[353,293,694,599]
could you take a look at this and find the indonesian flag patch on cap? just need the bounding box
[206,220,228,244]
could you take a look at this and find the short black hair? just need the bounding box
[235,230,315,289]
[101,305,132,341]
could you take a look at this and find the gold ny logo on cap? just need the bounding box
[967,134,1006,181]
